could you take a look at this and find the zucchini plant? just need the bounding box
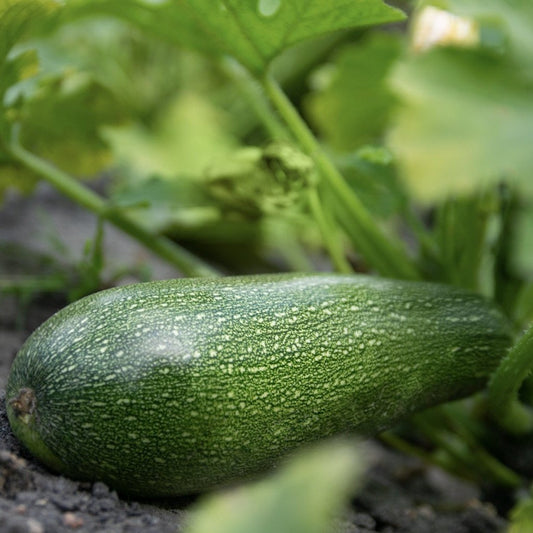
[1,0,533,529]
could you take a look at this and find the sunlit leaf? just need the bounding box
[103,92,238,178]
[62,0,404,75]
[429,0,533,80]
[306,33,401,151]
[509,494,533,533]
[185,439,362,533]
[388,47,533,202]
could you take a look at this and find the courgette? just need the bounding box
[6,274,511,496]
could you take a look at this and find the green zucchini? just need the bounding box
[7,274,510,497]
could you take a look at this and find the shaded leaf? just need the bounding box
[336,145,406,219]
[306,33,402,151]
[110,176,221,233]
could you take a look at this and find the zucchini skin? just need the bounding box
[6,274,510,497]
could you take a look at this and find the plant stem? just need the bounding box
[414,414,521,487]
[0,276,67,294]
[222,58,289,142]
[8,141,219,278]
[440,405,522,487]
[308,188,352,273]
[261,75,420,280]
[488,323,533,434]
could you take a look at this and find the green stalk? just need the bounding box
[222,58,289,142]
[0,276,67,294]
[308,188,352,273]
[434,192,497,293]
[413,414,520,487]
[262,75,420,280]
[439,405,521,487]
[8,140,219,279]
[488,323,533,434]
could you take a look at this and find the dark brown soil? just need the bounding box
[0,186,509,532]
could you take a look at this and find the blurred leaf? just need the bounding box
[104,92,238,179]
[432,0,533,80]
[336,145,407,219]
[388,47,533,202]
[185,439,362,533]
[0,2,129,199]
[0,0,63,118]
[29,17,202,122]
[306,33,402,151]
[64,0,404,76]
[512,200,533,279]
[0,0,57,60]
[0,1,59,198]
[16,73,127,175]
[509,494,533,533]
[110,175,221,233]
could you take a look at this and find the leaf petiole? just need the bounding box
[488,323,533,434]
[8,130,219,279]
[261,74,420,280]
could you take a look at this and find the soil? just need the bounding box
[0,185,509,532]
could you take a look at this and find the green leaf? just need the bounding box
[336,145,407,219]
[185,439,362,533]
[15,72,128,175]
[388,47,533,203]
[306,33,401,151]
[30,17,197,121]
[0,1,59,199]
[0,2,128,198]
[103,91,238,178]
[509,492,533,533]
[110,176,221,233]
[0,0,57,119]
[63,0,404,75]
[431,0,533,80]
